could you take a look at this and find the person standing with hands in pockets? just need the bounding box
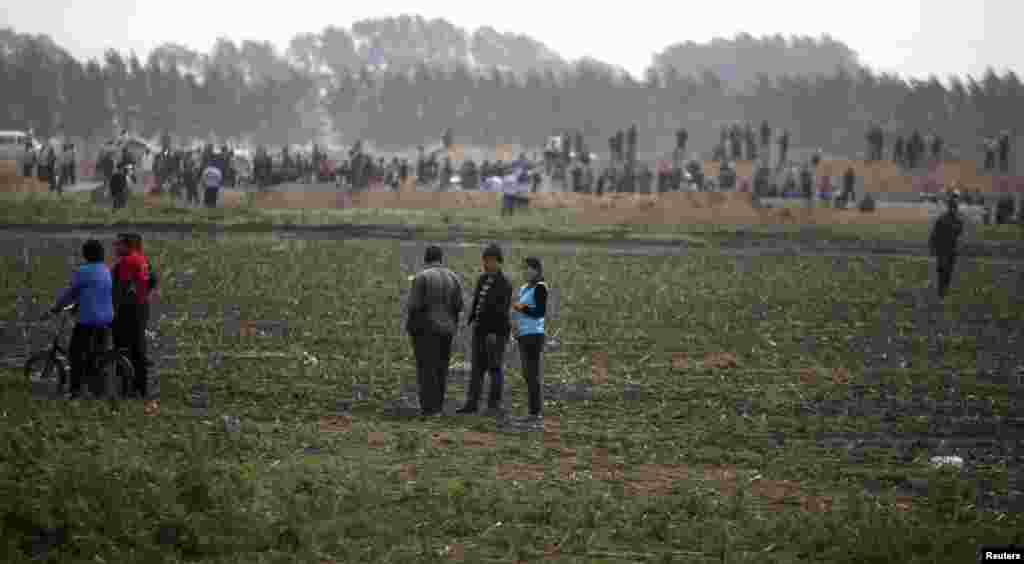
[458,244,514,417]
[512,257,548,426]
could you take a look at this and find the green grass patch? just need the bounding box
[1,237,1022,562]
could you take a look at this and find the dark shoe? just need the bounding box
[421,410,442,418]
[482,406,504,418]
[523,414,544,428]
[455,405,478,415]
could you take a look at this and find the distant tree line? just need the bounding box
[0,27,1021,163]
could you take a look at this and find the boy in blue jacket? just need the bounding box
[50,239,114,399]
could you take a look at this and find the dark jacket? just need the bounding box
[406,263,464,337]
[467,271,513,337]
[929,210,964,256]
[109,171,127,194]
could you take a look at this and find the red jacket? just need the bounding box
[112,251,150,306]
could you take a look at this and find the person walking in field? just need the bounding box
[202,161,223,208]
[109,164,129,209]
[777,130,790,170]
[21,140,36,178]
[458,244,514,417]
[929,191,965,299]
[406,245,464,417]
[511,256,548,426]
[998,132,1012,173]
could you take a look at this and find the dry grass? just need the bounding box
[0,160,49,194]
[232,187,939,226]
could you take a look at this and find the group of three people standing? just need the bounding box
[406,243,547,423]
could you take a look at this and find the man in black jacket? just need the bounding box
[458,243,514,416]
[110,164,129,209]
[929,191,965,299]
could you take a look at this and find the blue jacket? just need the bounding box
[515,281,547,337]
[55,262,114,327]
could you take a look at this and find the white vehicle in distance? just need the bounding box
[0,130,37,163]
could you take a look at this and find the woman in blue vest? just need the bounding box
[512,257,548,423]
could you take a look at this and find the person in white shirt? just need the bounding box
[502,167,530,216]
[202,164,223,208]
[485,175,503,193]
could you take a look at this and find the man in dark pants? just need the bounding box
[778,130,790,170]
[998,132,1011,173]
[840,166,857,207]
[800,166,814,206]
[110,165,129,209]
[180,156,193,204]
[929,192,964,299]
[675,128,688,167]
[50,240,114,399]
[458,244,513,417]
[512,257,548,425]
[406,245,464,417]
[112,233,158,400]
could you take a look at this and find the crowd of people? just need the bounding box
[864,125,1014,173]
[98,140,236,209]
[12,122,1018,220]
[17,139,78,193]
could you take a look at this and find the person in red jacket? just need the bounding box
[112,233,158,399]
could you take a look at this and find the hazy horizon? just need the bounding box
[2,0,1017,81]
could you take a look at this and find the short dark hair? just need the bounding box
[483,243,503,263]
[82,239,104,263]
[525,256,543,273]
[117,232,143,251]
[424,245,443,264]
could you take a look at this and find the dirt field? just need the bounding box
[0,160,50,194]
[207,187,936,226]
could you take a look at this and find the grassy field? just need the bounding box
[1,236,1023,562]
[2,191,1022,247]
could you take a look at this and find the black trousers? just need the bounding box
[68,324,112,395]
[465,331,507,409]
[112,191,127,209]
[936,253,957,298]
[411,332,453,414]
[114,304,149,397]
[517,334,545,416]
[204,187,219,208]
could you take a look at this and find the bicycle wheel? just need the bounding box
[24,352,69,397]
[97,351,134,399]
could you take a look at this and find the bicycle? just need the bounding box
[24,304,135,399]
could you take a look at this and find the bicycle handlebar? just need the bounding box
[40,303,77,321]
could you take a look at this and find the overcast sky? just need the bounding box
[2,0,1015,81]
